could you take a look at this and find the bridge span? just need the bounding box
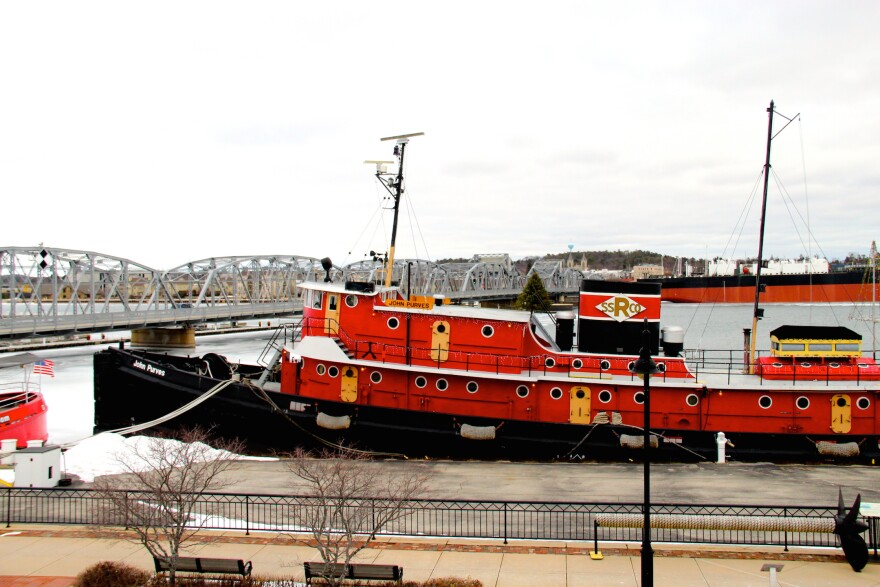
[1,247,586,339]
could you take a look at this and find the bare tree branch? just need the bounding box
[92,426,246,586]
[286,445,431,586]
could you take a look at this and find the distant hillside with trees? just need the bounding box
[436,248,860,273]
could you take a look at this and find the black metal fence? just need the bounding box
[0,487,843,550]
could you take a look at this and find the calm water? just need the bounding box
[662,302,878,351]
[1,302,876,447]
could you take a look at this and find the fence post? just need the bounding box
[503,503,508,545]
[590,519,604,559]
[245,495,250,536]
[5,488,11,528]
[783,507,789,552]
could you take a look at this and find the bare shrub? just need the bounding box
[74,560,150,587]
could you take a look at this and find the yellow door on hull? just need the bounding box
[431,320,450,362]
[830,394,851,433]
[341,366,358,403]
[570,386,591,424]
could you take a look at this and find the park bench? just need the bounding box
[153,556,253,579]
[304,561,403,584]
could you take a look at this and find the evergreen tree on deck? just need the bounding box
[517,272,552,312]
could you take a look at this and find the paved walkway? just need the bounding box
[1,524,879,586]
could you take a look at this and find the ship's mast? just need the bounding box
[748,101,775,373]
[872,240,878,354]
[748,101,798,373]
[373,132,424,289]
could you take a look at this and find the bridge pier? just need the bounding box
[131,327,196,349]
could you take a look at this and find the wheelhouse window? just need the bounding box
[306,289,322,310]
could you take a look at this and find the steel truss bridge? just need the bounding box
[1,247,586,339]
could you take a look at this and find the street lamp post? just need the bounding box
[631,318,659,587]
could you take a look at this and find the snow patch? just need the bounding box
[62,432,276,483]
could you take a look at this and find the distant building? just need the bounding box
[631,264,664,280]
[566,252,589,271]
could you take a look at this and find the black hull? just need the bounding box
[93,347,877,463]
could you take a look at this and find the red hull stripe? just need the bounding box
[659,283,875,304]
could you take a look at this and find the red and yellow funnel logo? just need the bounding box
[595,295,646,322]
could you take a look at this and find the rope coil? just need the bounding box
[596,513,834,533]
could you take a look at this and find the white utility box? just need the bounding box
[14,444,61,488]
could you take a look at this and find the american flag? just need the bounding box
[33,359,55,377]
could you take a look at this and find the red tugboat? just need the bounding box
[93,118,880,462]
[0,353,50,449]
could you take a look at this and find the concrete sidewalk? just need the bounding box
[1,525,879,586]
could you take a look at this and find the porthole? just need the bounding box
[316,364,326,376]
[758,395,772,409]
[550,387,563,400]
[343,367,354,378]
[572,358,583,369]
[545,357,556,368]
[344,295,358,308]
[858,363,870,369]
[328,366,340,378]
[575,389,586,399]
[436,378,449,391]
[772,362,783,368]
[857,397,871,410]
[415,376,427,389]
[656,362,666,373]
[829,362,840,369]
[627,361,635,372]
[685,393,699,407]
[516,385,530,399]
[600,359,611,371]
[481,325,494,338]
[436,323,447,334]
[387,317,400,329]
[837,396,849,408]
[370,371,382,384]
[634,391,645,404]
[598,389,612,403]
[466,381,479,394]
[796,396,810,410]
[800,362,812,369]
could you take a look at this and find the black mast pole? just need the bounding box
[378,132,423,289]
[749,100,774,373]
[384,141,406,289]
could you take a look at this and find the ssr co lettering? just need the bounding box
[596,295,646,322]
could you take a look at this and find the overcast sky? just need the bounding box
[2,1,878,270]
